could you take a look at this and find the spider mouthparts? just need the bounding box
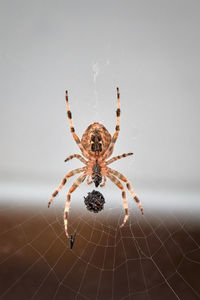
[70,232,76,249]
[93,174,102,187]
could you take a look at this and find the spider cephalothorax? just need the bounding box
[92,160,102,187]
[48,88,144,241]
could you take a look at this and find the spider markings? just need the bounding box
[48,87,144,242]
[81,123,111,157]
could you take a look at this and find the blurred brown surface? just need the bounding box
[0,203,200,300]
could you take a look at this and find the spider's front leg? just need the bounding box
[108,167,144,214]
[48,167,85,208]
[107,173,129,227]
[64,173,86,239]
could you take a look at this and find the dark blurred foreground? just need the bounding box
[0,202,200,300]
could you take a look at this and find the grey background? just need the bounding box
[0,0,200,209]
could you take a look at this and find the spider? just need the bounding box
[48,88,144,240]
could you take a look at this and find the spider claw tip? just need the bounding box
[69,232,76,249]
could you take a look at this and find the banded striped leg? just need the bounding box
[106,153,133,165]
[100,176,106,187]
[64,154,87,164]
[48,167,85,208]
[108,168,144,214]
[65,91,89,159]
[103,87,121,159]
[107,173,129,227]
[87,175,92,185]
[64,174,86,238]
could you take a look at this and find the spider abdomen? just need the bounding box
[81,123,111,157]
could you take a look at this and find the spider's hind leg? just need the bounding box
[102,87,121,159]
[107,173,129,227]
[65,91,89,159]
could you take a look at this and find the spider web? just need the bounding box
[0,185,200,300]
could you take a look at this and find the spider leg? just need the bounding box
[64,173,86,238]
[64,154,87,164]
[48,167,85,208]
[103,87,121,159]
[86,175,92,185]
[106,153,133,165]
[108,168,144,214]
[100,176,106,187]
[65,90,89,159]
[107,173,129,227]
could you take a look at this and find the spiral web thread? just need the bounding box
[0,191,200,300]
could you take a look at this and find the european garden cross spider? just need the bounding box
[48,88,144,239]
